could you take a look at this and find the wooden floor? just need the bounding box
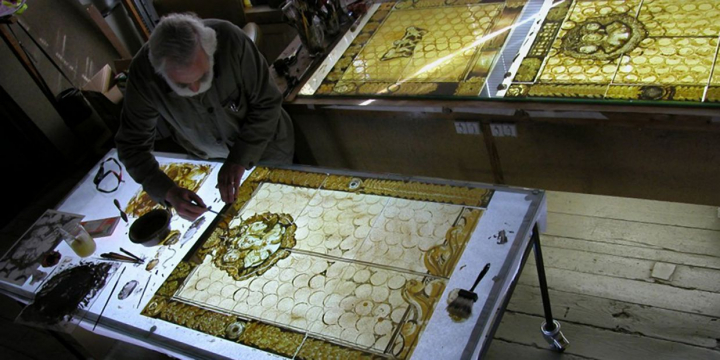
[487,192,720,360]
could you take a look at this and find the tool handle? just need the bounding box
[189,200,219,214]
[470,263,491,292]
[101,252,138,263]
[114,199,128,222]
[119,248,143,262]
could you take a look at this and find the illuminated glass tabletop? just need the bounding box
[0,149,549,360]
[299,0,720,106]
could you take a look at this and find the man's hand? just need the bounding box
[165,186,207,221]
[217,161,245,204]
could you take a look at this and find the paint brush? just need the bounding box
[114,199,128,223]
[189,200,221,215]
[447,263,491,321]
[94,267,124,331]
[137,275,152,309]
[119,248,144,263]
[98,257,139,264]
[203,204,231,218]
[101,252,142,264]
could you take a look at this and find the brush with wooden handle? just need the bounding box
[447,263,491,321]
[100,252,142,264]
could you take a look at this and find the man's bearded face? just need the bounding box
[164,45,214,97]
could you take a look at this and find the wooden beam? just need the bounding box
[480,122,505,184]
[0,20,58,109]
[121,0,150,41]
[288,96,720,118]
[86,4,133,59]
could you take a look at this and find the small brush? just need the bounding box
[189,200,221,215]
[137,275,152,309]
[101,252,142,264]
[114,199,128,223]
[447,263,491,321]
[94,267,125,331]
[119,248,144,263]
[205,205,232,218]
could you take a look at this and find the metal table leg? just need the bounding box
[532,223,569,352]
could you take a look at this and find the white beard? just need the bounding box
[166,63,214,97]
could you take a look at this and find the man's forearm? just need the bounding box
[116,135,176,203]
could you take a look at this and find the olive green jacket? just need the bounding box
[116,19,292,202]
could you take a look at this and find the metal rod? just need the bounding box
[137,275,151,309]
[532,223,556,331]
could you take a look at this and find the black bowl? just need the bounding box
[129,209,171,247]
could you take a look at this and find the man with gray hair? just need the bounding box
[116,13,293,220]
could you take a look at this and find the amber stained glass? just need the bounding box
[142,168,494,359]
[507,0,720,103]
[314,0,528,97]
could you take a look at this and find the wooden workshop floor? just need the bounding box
[487,192,720,360]
[1,188,718,359]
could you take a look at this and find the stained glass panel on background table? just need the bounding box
[310,0,528,97]
[505,0,720,103]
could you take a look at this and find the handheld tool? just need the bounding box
[447,263,490,320]
[114,199,128,223]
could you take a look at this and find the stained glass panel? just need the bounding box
[142,168,493,359]
[506,0,720,102]
[311,0,528,97]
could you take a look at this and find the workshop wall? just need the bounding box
[289,107,720,206]
[291,108,496,183]
[0,0,130,158]
[6,0,124,94]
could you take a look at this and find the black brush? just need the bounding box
[114,199,128,223]
[101,252,141,263]
[447,263,491,321]
[119,248,144,263]
[93,267,124,331]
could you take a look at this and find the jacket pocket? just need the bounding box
[221,88,247,119]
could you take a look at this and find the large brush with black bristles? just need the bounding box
[447,263,491,321]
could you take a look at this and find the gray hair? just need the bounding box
[148,13,217,76]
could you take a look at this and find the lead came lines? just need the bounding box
[174,182,475,355]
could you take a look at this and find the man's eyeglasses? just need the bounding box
[94,158,124,193]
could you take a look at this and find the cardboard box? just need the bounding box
[82,64,123,104]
